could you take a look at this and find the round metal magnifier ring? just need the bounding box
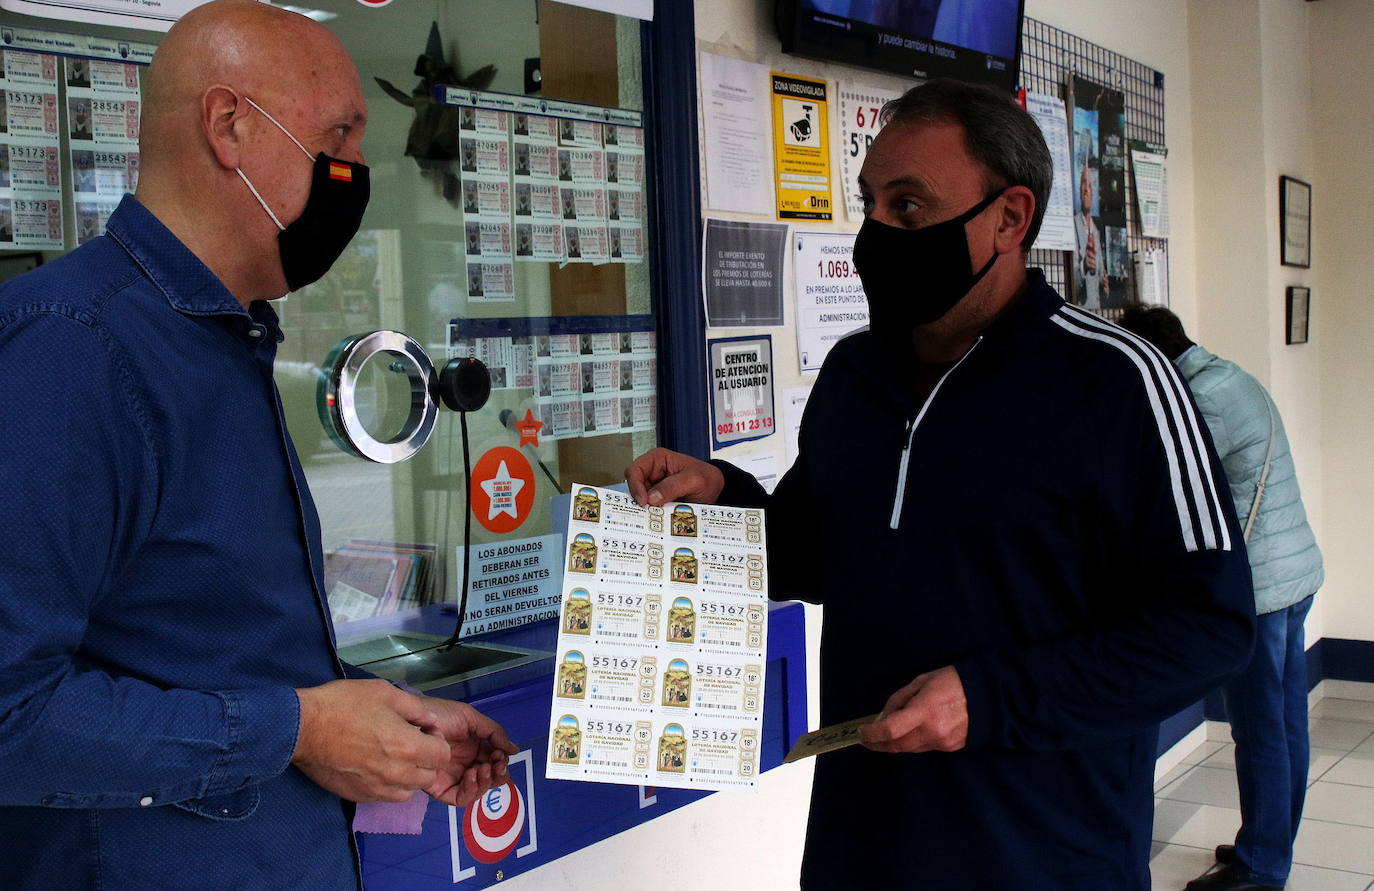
[318,330,438,464]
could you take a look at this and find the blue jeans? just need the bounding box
[1225,595,1314,885]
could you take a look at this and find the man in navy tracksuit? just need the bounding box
[628,80,1254,888]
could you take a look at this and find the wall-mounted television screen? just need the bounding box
[778,0,1025,90]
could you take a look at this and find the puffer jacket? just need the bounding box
[1176,345,1323,613]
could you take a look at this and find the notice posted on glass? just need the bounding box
[546,484,768,792]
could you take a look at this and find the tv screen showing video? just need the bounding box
[780,0,1025,90]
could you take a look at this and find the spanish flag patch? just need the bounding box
[328,162,353,182]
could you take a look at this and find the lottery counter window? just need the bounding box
[0,1,664,638]
[278,1,660,634]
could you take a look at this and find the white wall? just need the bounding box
[1256,0,1325,640]
[1187,0,1327,643]
[1310,0,1374,643]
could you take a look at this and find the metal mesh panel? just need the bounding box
[1020,16,1169,318]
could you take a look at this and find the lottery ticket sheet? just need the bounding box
[545,484,768,792]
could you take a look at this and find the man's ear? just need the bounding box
[203,85,250,171]
[995,185,1036,254]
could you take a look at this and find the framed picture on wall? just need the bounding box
[1280,175,1311,268]
[1286,286,1310,345]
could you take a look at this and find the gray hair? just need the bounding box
[881,79,1053,251]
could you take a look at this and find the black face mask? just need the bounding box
[238,98,371,292]
[852,189,1004,350]
[275,154,371,291]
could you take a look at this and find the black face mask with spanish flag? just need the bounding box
[274,152,370,291]
[237,97,371,292]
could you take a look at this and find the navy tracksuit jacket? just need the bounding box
[716,270,1255,889]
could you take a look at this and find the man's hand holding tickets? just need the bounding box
[858,666,969,755]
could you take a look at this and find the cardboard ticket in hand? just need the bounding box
[783,714,879,763]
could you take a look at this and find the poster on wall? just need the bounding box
[838,84,900,222]
[545,484,768,792]
[65,55,140,244]
[770,71,832,221]
[793,231,867,373]
[1129,139,1169,239]
[453,533,563,638]
[1135,247,1169,306]
[708,334,775,450]
[1069,75,1129,310]
[0,47,62,250]
[702,217,788,328]
[1021,90,1076,252]
[698,51,773,215]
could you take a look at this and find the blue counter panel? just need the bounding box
[357,601,806,889]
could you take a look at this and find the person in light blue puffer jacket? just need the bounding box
[1120,305,1322,891]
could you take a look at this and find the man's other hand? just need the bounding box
[422,698,520,807]
[858,666,969,755]
[626,448,725,507]
[292,679,451,803]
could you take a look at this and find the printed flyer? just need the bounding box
[793,230,867,372]
[708,334,776,450]
[837,84,900,222]
[545,484,767,792]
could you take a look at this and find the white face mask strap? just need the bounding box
[243,96,315,161]
[236,167,286,231]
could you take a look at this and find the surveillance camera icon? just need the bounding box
[790,104,814,142]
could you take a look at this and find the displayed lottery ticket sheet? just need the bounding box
[545,484,768,792]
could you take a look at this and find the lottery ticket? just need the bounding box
[665,502,765,548]
[461,177,511,221]
[605,150,644,188]
[514,182,561,221]
[545,709,763,790]
[570,485,661,535]
[516,141,561,182]
[557,118,602,148]
[581,395,621,435]
[559,148,605,185]
[564,187,607,222]
[582,359,621,395]
[609,224,644,264]
[558,580,662,647]
[457,105,508,137]
[536,398,582,440]
[459,137,509,177]
[547,483,768,792]
[782,714,879,763]
[515,222,564,262]
[582,332,624,356]
[513,113,560,145]
[536,333,580,359]
[563,223,609,263]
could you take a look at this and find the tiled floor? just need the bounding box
[1151,695,1374,890]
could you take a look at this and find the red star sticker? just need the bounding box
[514,408,544,447]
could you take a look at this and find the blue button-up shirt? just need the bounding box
[0,196,358,888]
